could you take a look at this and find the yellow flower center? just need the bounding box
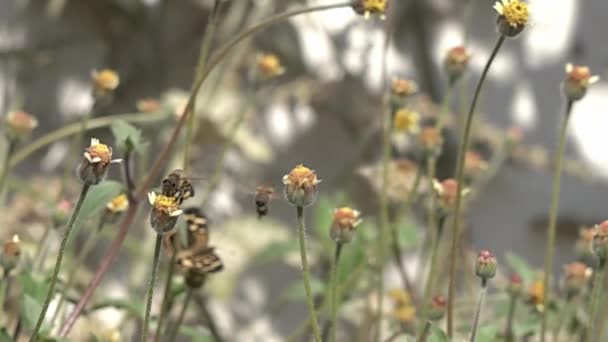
[88,143,112,163]
[286,164,318,187]
[501,0,529,27]
[93,69,120,90]
[363,0,388,13]
[154,194,180,213]
[258,54,284,78]
[107,194,129,212]
[393,109,420,133]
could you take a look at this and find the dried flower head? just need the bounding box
[106,194,129,213]
[475,249,497,280]
[494,0,529,37]
[330,207,362,244]
[5,111,38,139]
[563,63,599,101]
[433,178,468,211]
[563,262,592,295]
[593,220,608,262]
[417,126,443,156]
[78,138,122,185]
[426,295,447,321]
[444,46,471,82]
[391,78,418,98]
[575,226,596,261]
[282,164,321,207]
[256,53,285,79]
[148,192,183,233]
[507,273,523,297]
[352,0,388,19]
[1,235,21,272]
[393,108,420,133]
[527,279,545,312]
[91,69,120,94]
[136,98,162,113]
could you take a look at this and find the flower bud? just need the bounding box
[593,220,608,263]
[493,0,529,38]
[562,63,599,101]
[475,249,497,280]
[78,138,122,185]
[136,98,162,113]
[506,273,523,297]
[432,178,468,213]
[1,235,21,273]
[426,295,446,321]
[444,46,471,82]
[148,192,183,234]
[330,207,362,244]
[417,127,443,157]
[390,78,417,107]
[5,111,38,140]
[256,53,285,80]
[352,0,388,19]
[52,199,73,228]
[563,262,592,296]
[393,108,420,134]
[91,69,120,100]
[575,227,595,263]
[282,164,321,207]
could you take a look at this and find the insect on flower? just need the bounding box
[161,169,207,205]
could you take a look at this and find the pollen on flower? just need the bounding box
[330,207,362,243]
[84,138,112,164]
[282,164,321,207]
[152,194,182,216]
[494,0,529,28]
[106,194,129,213]
[283,164,321,187]
[393,108,420,133]
[92,69,120,91]
[257,53,285,79]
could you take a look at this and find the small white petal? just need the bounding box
[170,209,183,217]
[565,63,573,73]
[148,192,156,205]
[110,158,123,164]
[91,157,102,163]
[494,3,504,15]
[589,75,600,84]
[84,152,92,162]
[11,234,20,243]
[90,138,100,146]
[282,175,290,185]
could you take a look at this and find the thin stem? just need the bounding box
[504,294,517,342]
[34,225,52,270]
[541,99,574,341]
[419,215,446,320]
[446,34,505,337]
[436,80,455,130]
[167,289,193,342]
[154,252,177,342]
[330,242,344,342]
[30,184,91,341]
[470,279,488,342]
[0,138,16,199]
[0,270,8,320]
[142,234,163,342]
[419,321,432,342]
[296,205,322,342]
[193,293,224,342]
[587,260,606,342]
[58,2,354,336]
[183,0,220,170]
[123,147,136,200]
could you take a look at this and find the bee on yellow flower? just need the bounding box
[352,0,389,20]
[148,192,183,233]
[393,108,420,134]
[493,0,529,37]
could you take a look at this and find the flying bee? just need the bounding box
[161,169,206,205]
[254,186,275,219]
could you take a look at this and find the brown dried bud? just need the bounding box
[593,220,608,262]
[391,78,418,98]
[426,295,446,321]
[563,262,592,295]
[282,164,321,207]
[5,111,38,139]
[256,54,285,79]
[78,138,121,185]
[1,235,21,272]
[330,207,362,244]
[444,46,471,82]
[432,178,468,211]
[475,249,497,280]
[417,127,443,156]
[563,63,599,101]
[148,192,183,234]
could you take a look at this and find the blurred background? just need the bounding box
[1,0,608,340]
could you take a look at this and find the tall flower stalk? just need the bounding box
[329,243,343,342]
[588,221,608,341]
[142,234,163,342]
[470,250,497,342]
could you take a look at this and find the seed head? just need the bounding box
[256,53,285,79]
[393,108,420,134]
[563,63,599,101]
[417,127,443,157]
[563,262,592,296]
[444,46,471,82]
[106,194,129,214]
[593,220,608,263]
[91,69,120,99]
[494,0,529,37]
[5,111,38,140]
[352,0,388,20]
[282,164,321,207]
[432,178,468,212]
[330,207,362,244]
[507,273,523,297]
[148,192,183,233]
[1,235,21,272]
[426,295,447,321]
[575,227,596,261]
[78,138,122,185]
[475,249,497,280]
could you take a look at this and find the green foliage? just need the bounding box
[428,322,449,342]
[505,252,536,284]
[19,272,48,331]
[282,275,325,302]
[73,180,123,229]
[0,329,11,342]
[177,325,213,341]
[110,120,148,154]
[250,240,299,265]
[477,324,499,341]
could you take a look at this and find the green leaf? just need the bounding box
[505,252,536,284]
[73,180,123,229]
[22,294,43,330]
[396,216,420,249]
[282,276,325,302]
[0,328,12,342]
[250,240,299,265]
[110,120,148,154]
[20,272,47,302]
[428,322,449,342]
[477,325,499,342]
[178,325,213,342]
[312,196,337,254]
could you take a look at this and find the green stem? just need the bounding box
[0,270,8,322]
[436,80,455,130]
[167,289,193,342]
[446,34,505,337]
[587,260,606,342]
[0,138,16,200]
[193,293,224,342]
[183,0,220,170]
[470,279,488,342]
[30,184,91,340]
[154,252,177,342]
[330,242,344,342]
[296,205,321,342]
[34,225,52,271]
[540,99,574,342]
[419,321,432,342]
[142,234,163,342]
[505,294,517,342]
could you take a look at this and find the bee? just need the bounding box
[161,169,206,205]
[175,207,223,275]
[254,186,275,219]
